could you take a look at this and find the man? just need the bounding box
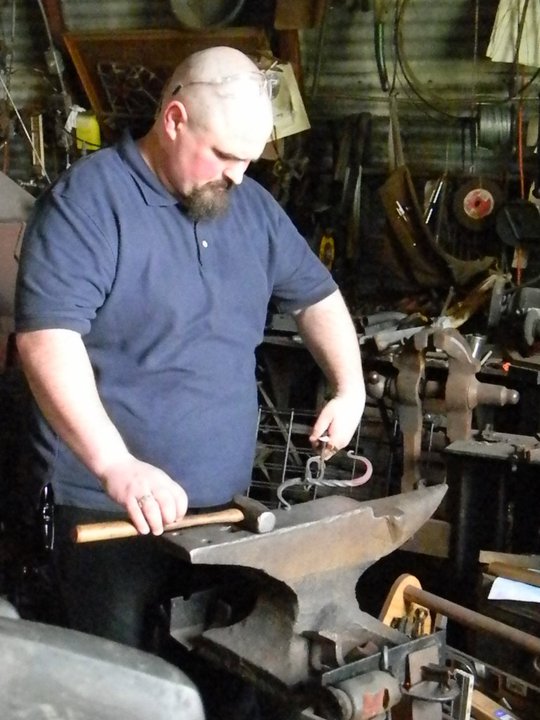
[15,47,365,655]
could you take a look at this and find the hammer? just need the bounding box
[71,494,276,544]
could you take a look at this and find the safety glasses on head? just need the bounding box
[171,68,281,101]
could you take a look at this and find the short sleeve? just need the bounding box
[15,190,117,335]
[269,208,337,314]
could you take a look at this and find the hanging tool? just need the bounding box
[423,174,446,226]
[343,112,372,262]
[309,0,331,98]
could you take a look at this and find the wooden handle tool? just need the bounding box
[72,507,245,544]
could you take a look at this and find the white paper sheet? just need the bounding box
[488,575,540,602]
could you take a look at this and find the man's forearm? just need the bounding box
[294,289,365,452]
[294,289,365,402]
[16,328,130,478]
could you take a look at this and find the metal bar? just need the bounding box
[404,585,540,657]
[321,632,444,686]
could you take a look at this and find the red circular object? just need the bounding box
[463,188,495,220]
[452,178,503,232]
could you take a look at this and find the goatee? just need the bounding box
[183,180,233,221]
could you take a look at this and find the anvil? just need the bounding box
[164,485,446,695]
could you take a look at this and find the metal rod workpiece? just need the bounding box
[405,585,540,657]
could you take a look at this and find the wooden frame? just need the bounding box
[63,27,271,132]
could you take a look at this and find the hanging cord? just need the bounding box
[471,0,480,112]
[515,62,529,286]
[35,0,68,98]
[517,101,525,200]
[0,0,16,174]
[510,0,531,98]
[310,0,331,99]
[392,0,463,122]
[388,93,406,170]
[467,0,481,176]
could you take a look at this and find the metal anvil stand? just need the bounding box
[445,430,540,593]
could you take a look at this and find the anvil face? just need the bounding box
[164,485,446,584]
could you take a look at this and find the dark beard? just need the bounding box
[183,180,233,221]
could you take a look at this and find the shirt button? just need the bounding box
[201,240,208,248]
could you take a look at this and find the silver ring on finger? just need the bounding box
[137,493,154,510]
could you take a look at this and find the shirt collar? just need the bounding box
[117,130,179,207]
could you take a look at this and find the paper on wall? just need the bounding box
[271,62,311,141]
[488,574,540,603]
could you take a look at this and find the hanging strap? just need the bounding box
[388,94,406,171]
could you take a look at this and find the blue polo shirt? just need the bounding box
[15,132,337,511]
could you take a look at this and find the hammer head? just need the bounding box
[232,494,276,534]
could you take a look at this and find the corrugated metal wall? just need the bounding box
[2,0,539,183]
[2,0,178,182]
[1,1,49,182]
[299,0,539,176]
[62,0,177,31]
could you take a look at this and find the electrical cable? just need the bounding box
[508,67,540,99]
[0,0,16,174]
[35,0,68,98]
[309,0,331,99]
[394,0,540,123]
[393,0,464,122]
[0,0,16,78]
[510,0,531,97]
[504,270,540,296]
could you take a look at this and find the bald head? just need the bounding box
[160,47,274,147]
[163,46,263,99]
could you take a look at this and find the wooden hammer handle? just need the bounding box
[71,507,245,544]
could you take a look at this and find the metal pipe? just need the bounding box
[404,585,540,657]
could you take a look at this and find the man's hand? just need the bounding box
[309,393,365,459]
[99,454,188,535]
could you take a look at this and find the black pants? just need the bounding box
[52,505,177,648]
[51,504,262,720]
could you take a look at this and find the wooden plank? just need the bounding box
[471,689,521,720]
[274,0,328,29]
[479,551,540,569]
[487,562,540,589]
